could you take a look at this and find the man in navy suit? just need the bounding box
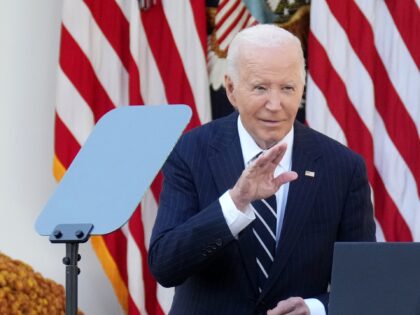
[149,25,375,315]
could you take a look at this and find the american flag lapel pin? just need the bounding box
[305,170,315,177]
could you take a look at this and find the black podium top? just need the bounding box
[329,242,420,315]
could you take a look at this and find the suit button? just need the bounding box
[215,238,222,246]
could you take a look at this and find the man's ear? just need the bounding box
[224,75,236,107]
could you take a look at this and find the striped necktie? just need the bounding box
[252,195,277,292]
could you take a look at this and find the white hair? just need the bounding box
[226,24,306,84]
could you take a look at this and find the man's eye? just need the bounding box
[283,86,295,91]
[254,86,266,91]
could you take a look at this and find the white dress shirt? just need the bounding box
[218,116,326,315]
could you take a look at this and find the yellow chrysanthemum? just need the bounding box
[0,253,84,315]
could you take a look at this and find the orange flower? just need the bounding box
[0,253,84,315]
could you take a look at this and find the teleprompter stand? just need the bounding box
[50,224,93,315]
[36,105,191,315]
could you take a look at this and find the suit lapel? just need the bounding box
[208,112,259,295]
[208,112,244,195]
[260,122,323,297]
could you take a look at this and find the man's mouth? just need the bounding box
[260,119,281,126]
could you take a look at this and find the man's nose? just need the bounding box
[265,89,283,111]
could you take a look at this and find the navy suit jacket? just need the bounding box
[149,112,375,314]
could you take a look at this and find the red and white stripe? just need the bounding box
[55,0,209,314]
[307,0,420,242]
[215,0,257,52]
[208,0,258,89]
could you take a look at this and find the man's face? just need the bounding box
[225,44,304,149]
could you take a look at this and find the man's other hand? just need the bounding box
[267,297,310,315]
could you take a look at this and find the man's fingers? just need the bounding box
[270,142,287,166]
[236,142,294,204]
[253,142,287,171]
[262,142,287,165]
[274,171,298,187]
[267,297,309,315]
[267,298,295,314]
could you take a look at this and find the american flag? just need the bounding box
[214,0,257,53]
[53,0,210,314]
[307,0,419,241]
[208,0,258,90]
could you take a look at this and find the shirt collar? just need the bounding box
[237,116,294,171]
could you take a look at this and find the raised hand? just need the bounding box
[229,142,298,211]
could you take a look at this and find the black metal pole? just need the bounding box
[65,243,79,315]
[50,224,92,315]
